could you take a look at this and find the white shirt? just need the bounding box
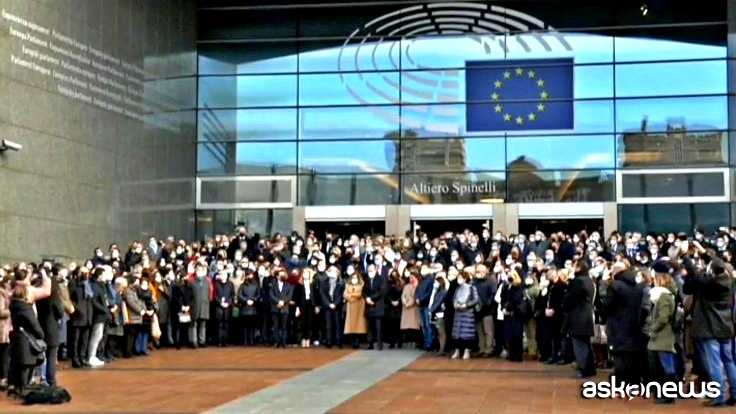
[304,281,311,300]
[278,281,283,291]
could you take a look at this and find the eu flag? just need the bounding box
[465,58,574,132]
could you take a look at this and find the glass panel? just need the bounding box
[197,142,297,175]
[618,203,729,234]
[200,179,292,204]
[298,174,400,205]
[198,42,298,74]
[299,72,400,106]
[419,100,614,136]
[507,169,615,202]
[615,60,727,98]
[615,96,728,133]
[298,140,397,174]
[507,135,615,170]
[399,137,505,172]
[618,130,727,167]
[499,32,614,64]
[198,75,298,109]
[195,209,293,240]
[401,172,506,204]
[298,39,399,73]
[198,109,297,142]
[614,25,727,62]
[621,172,725,198]
[299,106,400,140]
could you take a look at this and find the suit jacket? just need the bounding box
[34,278,65,347]
[562,272,595,337]
[238,281,261,316]
[319,277,345,309]
[270,280,293,314]
[363,275,388,318]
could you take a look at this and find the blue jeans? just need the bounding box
[697,338,736,403]
[135,331,150,354]
[657,351,676,375]
[419,307,434,350]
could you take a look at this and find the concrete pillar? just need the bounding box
[603,202,618,237]
[385,205,411,237]
[493,204,519,235]
[292,207,306,236]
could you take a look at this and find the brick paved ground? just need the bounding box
[0,347,351,413]
[331,355,721,414]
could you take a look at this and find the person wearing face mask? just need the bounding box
[147,237,161,262]
[237,271,261,346]
[363,264,388,350]
[429,275,449,355]
[153,272,172,348]
[500,270,525,362]
[450,269,479,360]
[384,270,403,349]
[343,267,366,349]
[125,242,144,271]
[91,248,107,267]
[473,265,497,358]
[311,261,328,346]
[315,265,344,348]
[562,260,597,379]
[544,269,567,364]
[442,267,460,354]
[415,265,437,352]
[134,275,157,357]
[213,269,235,347]
[598,261,646,385]
[69,267,94,368]
[189,263,213,349]
[400,271,421,349]
[270,271,293,349]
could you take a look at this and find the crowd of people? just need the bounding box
[1,225,736,406]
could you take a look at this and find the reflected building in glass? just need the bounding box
[194,0,735,237]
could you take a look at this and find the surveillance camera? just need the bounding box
[0,140,22,152]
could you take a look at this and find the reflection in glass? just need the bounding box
[198,109,297,141]
[195,209,293,239]
[393,134,505,172]
[198,42,298,74]
[197,142,297,175]
[618,130,727,167]
[621,173,725,198]
[614,26,726,62]
[401,172,506,204]
[200,179,292,204]
[298,174,400,205]
[507,167,615,203]
[299,106,400,140]
[298,140,396,174]
[506,135,615,170]
[618,203,729,234]
[299,72,400,106]
[199,75,298,108]
[615,96,728,133]
[615,60,727,98]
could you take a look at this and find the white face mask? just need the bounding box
[433,282,440,289]
[525,277,533,285]
[447,274,457,282]
[505,257,513,265]
[420,268,429,276]
[351,277,358,284]
[346,268,355,275]
[526,260,534,268]
[328,272,337,278]
[368,271,376,277]
[457,278,465,285]
[493,266,502,273]
[196,271,206,278]
[540,278,550,288]
[500,273,508,282]
[317,265,326,272]
[635,275,644,284]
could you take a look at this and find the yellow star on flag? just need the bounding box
[537,79,545,87]
[494,80,503,89]
[527,70,536,79]
[494,104,503,113]
[540,91,549,100]
[515,116,524,125]
[503,113,512,122]
[528,113,537,122]
[491,92,500,101]
[515,67,524,76]
[537,103,546,112]
[503,71,511,79]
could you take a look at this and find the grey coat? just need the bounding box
[123,288,145,325]
[191,277,212,321]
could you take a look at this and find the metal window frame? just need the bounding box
[196,176,296,209]
[616,167,730,204]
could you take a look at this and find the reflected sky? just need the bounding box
[201,33,728,173]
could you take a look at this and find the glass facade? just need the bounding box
[195,0,733,234]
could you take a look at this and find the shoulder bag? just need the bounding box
[20,327,47,356]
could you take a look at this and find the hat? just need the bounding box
[652,261,672,274]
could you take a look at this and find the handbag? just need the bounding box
[20,327,47,355]
[178,312,191,323]
[151,314,162,340]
